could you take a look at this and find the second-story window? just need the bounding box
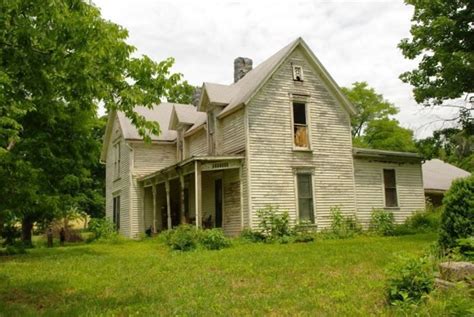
[207,112,215,155]
[293,102,309,148]
[113,142,121,179]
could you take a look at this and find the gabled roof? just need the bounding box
[101,103,194,162]
[422,159,470,192]
[198,37,357,118]
[169,104,206,130]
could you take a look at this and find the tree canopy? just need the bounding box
[342,82,417,152]
[399,0,474,106]
[0,0,193,244]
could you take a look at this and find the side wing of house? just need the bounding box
[353,153,425,224]
[130,142,176,237]
[104,113,132,236]
[245,45,357,228]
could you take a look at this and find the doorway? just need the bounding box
[215,179,223,228]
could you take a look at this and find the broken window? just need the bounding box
[293,65,304,81]
[297,173,314,223]
[113,195,121,230]
[383,169,398,207]
[293,102,309,148]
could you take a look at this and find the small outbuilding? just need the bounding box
[422,159,471,206]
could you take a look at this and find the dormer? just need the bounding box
[169,104,207,161]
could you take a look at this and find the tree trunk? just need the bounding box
[21,217,33,247]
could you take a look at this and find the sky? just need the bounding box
[93,0,460,138]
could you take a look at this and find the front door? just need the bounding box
[215,179,223,228]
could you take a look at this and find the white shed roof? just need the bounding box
[422,159,470,192]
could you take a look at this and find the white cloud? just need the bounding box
[94,0,461,138]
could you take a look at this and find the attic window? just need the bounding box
[293,102,309,148]
[293,65,304,81]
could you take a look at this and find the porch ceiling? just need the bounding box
[138,155,244,186]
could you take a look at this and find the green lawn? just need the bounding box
[0,234,436,316]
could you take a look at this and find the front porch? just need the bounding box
[139,156,244,236]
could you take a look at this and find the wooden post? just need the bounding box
[152,183,157,233]
[165,179,172,229]
[179,172,186,224]
[194,161,202,228]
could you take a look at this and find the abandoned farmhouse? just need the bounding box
[101,37,425,238]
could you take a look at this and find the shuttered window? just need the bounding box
[383,169,398,207]
[113,195,121,230]
[297,173,314,223]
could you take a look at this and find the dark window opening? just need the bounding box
[113,195,121,230]
[383,169,398,207]
[297,173,314,223]
[293,102,309,148]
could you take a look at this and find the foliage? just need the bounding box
[360,118,417,152]
[391,283,474,316]
[342,82,417,152]
[416,123,474,172]
[0,0,193,244]
[0,233,437,315]
[293,223,316,243]
[161,225,199,251]
[370,209,395,236]
[87,218,117,241]
[0,222,20,246]
[341,82,398,137]
[0,242,27,256]
[326,206,362,239]
[239,228,266,243]
[255,206,292,241]
[399,0,474,106]
[438,175,474,250]
[455,237,474,260]
[199,228,231,250]
[387,255,434,305]
[392,209,441,236]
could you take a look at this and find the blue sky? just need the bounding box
[94,0,460,138]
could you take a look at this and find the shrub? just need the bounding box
[328,206,362,239]
[370,209,395,236]
[454,237,474,260]
[240,228,266,243]
[438,175,474,250]
[0,241,27,256]
[406,210,440,232]
[0,224,20,246]
[293,223,316,243]
[162,225,199,251]
[256,205,292,241]
[88,218,117,241]
[387,255,434,304]
[199,228,231,250]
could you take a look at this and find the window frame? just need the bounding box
[290,97,312,151]
[113,141,121,180]
[113,195,121,231]
[292,65,304,81]
[382,169,399,208]
[294,169,315,224]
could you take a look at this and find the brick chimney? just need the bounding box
[192,86,202,107]
[234,57,253,83]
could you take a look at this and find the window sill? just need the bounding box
[113,177,121,182]
[293,148,312,153]
[384,206,400,210]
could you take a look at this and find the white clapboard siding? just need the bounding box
[221,109,245,154]
[186,129,207,157]
[223,168,241,236]
[105,114,131,237]
[128,143,177,237]
[353,158,426,225]
[247,47,357,229]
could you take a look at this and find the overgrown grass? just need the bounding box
[0,234,440,316]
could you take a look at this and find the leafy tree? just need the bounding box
[341,82,398,137]
[399,0,474,106]
[416,119,474,172]
[0,0,192,245]
[361,119,417,152]
[342,82,417,152]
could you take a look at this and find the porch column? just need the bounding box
[141,185,145,233]
[179,172,186,224]
[194,161,202,228]
[165,179,172,229]
[152,183,157,233]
